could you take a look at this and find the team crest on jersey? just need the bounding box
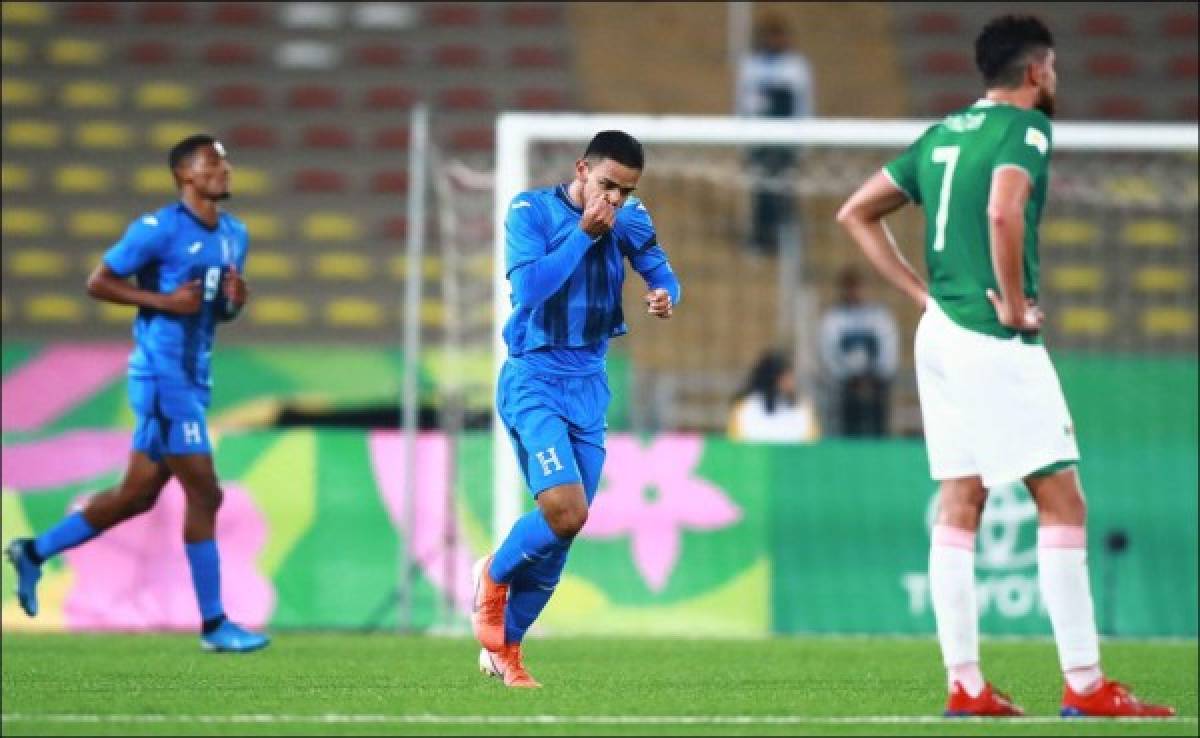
[1025,127,1048,155]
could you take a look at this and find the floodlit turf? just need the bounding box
[1,634,1195,736]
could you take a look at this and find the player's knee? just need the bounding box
[547,505,588,539]
[127,490,161,516]
[187,483,224,514]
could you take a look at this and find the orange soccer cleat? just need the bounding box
[471,555,508,653]
[944,681,1025,717]
[1061,679,1176,717]
[479,643,541,688]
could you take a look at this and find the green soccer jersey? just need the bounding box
[884,99,1053,340]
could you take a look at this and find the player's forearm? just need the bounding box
[987,206,1026,323]
[840,218,927,308]
[509,228,598,306]
[641,261,681,305]
[85,268,166,311]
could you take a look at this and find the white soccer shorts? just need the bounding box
[914,298,1080,487]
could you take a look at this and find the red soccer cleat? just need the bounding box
[1061,679,1176,717]
[944,681,1026,717]
[488,642,541,688]
[471,555,508,653]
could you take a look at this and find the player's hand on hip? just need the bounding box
[986,289,1043,334]
[160,279,204,315]
[222,264,248,307]
[645,288,673,319]
[581,193,616,238]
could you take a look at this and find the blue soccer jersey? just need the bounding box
[103,201,249,388]
[502,184,680,374]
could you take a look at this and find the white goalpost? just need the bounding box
[490,112,1199,546]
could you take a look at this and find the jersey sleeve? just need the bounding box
[102,213,168,277]
[620,199,682,304]
[882,127,932,204]
[994,112,1053,181]
[504,193,546,276]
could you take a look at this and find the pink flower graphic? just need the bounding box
[583,434,740,592]
[62,481,275,630]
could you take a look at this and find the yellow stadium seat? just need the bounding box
[47,38,107,66]
[231,166,270,195]
[2,37,32,64]
[1141,308,1194,337]
[4,119,60,148]
[2,208,50,237]
[465,253,493,280]
[1049,266,1103,293]
[1102,176,1162,207]
[68,210,124,239]
[75,120,134,149]
[1040,218,1098,247]
[420,299,445,328]
[302,213,360,241]
[1059,307,1113,337]
[468,301,492,327]
[326,298,383,327]
[387,255,446,280]
[98,302,137,324]
[54,165,113,194]
[1122,219,1183,248]
[9,249,66,277]
[60,80,120,109]
[2,78,43,106]
[132,166,176,195]
[135,82,193,110]
[2,3,50,25]
[250,297,309,325]
[315,252,371,280]
[1134,267,1189,294]
[26,294,84,323]
[1,164,32,192]
[239,212,282,241]
[80,251,104,272]
[244,251,295,279]
[148,120,205,149]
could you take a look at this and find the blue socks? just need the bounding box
[488,508,567,584]
[505,545,568,644]
[33,511,98,562]
[184,540,225,623]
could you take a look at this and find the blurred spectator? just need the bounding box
[819,267,898,437]
[735,15,815,256]
[728,350,819,442]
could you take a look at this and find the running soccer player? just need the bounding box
[5,134,269,653]
[836,16,1173,718]
[473,131,680,687]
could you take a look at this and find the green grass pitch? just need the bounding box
[2,634,1195,736]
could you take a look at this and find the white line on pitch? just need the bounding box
[2,714,1196,725]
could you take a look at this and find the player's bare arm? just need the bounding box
[86,263,203,315]
[836,171,929,309]
[985,166,1043,333]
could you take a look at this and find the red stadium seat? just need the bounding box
[514,87,568,110]
[912,11,961,35]
[1161,13,1197,39]
[433,45,484,68]
[137,3,190,24]
[211,2,266,26]
[438,87,493,111]
[287,85,342,110]
[364,87,416,110]
[212,83,267,109]
[1092,95,1148,120]
[293,169,348,194]
[203,42,259,66]
[372,127,411,150]
[225,124,279,149]
[370,171,409,194]
[301,125,354,149]
[427,4,482,26]
[1079,13,1132,37]
[127,41,175,65]
[380,216,408,239]
[64,2,120,24]
[926,91,974,115]
[1167,54,1198,79]
[502,3,562,26]
[354,44,408,67]
[508,46,563,68]
[920,51,973,76]
[1085,53,1139,79]
[450,127,494,151]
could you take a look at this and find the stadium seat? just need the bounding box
[292,169,348,193]
[428,4,483,26]
[1167,54,1198,80]
[244,250,295,279]
[380,216,407,240]
[54,164,113,194]
[1079,13,1131,37]
[136,3,190,24]
[386,255,443,280]
[2,3,51,25]
[1122,219,1183,247]
[1,164,32,192]
[364,87,416,110]
[2,37,32,65]
[281,2,342,29]
[302,213,361,241]
[286,85,342,110]
[1141,308,1194,337]
[351,2,416,29]
[230,166,271,195]
[1161,12,1197,39]
[97,302,137,324]
[2,208,51,237]
[1091,95,1147,120]
[449,127,494,151]
[419,299,445,328]
[514,87,568,110]
[1134,267,1190,294]
[135,82,194,110]
[433,44,485,68]
[225,123,279,148]
[68,210,124,239]
[911,10,961,34]
[74,120,134,149]
[239,212,283,241]
[1059,307,1113,337]
[2,78,44,107]
[502,3,562,26]
[1103,176,1163,206]
[920,51,973,76]
[1049,266,1104,293]
[26,294,85,324]
[275,41,339,70]
[211,2,266,26]
[438,87,492,110]
[353,43,408,67]
[1085,53,1139,79]
[925,91,974,114]
[301,125,354,149]
[508,46,564,68]
[59,80,120,109]
[4,119,60,148]
[249,296,309,325]
[326,297,385,327]
[372,126,410,149]
[149,121,206,150]
[126,41,175,65]
[132,166,176,195]
[1041,218,1099,247]
[9,249,67,278]
[370,170,409,194]
[315,252,372,280]
[212,83,267,109]
[47,38,107,66]
[63,2,119,24]
[203,42,259,66]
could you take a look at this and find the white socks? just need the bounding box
[930,525,981,695]
[1038,525,1103,692]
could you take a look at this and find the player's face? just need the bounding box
[180,143,232,200]
[577,158,641,208]
[1033,49,1057,118]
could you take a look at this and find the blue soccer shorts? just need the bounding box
[496,360,609,502]
[128,376,213,461]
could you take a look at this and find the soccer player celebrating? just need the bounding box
[836,16,1173,718]
[5,135,269,653]
[473,131,680,687]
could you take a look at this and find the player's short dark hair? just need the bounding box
[168,134,219,171]
[583,130,644,170]
[975,15,1054,89]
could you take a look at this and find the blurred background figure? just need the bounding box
[819,266,898,437]
[728,349,819,442]
[734,14,814,256]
